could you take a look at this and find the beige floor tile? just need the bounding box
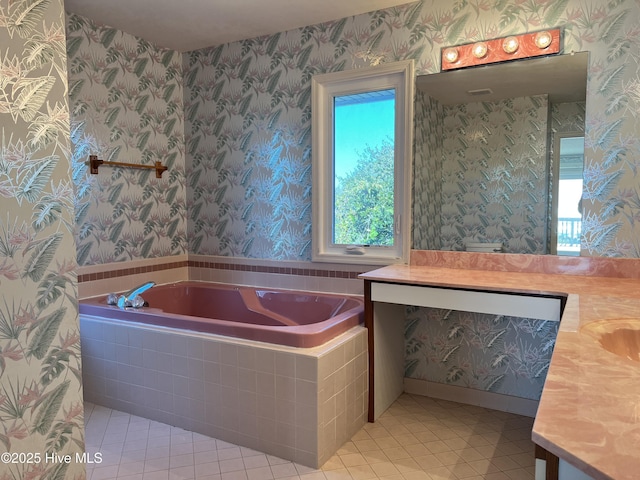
[391,458,422,474]
[431,452,461,467]
[423,441,451,455]
[346,464,377,480]
[355,439,382,453]
[382,447,412,461]
[320,456,344,471]
[370,461,401,477]
[339,453,368,468]
[361,450,389,465]
[421,466,453,480]
[322,469,352,480]
[83,395,538,480]
[412,455,443,471]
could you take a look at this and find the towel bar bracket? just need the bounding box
[89,155,168,178]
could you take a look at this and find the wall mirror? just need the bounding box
[412,51,589,256]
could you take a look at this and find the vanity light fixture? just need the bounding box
[441,28,561,71]
[502,36,519,54]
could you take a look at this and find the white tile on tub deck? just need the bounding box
[221,406,240,432]
[221,385,239,410]
[172,335,189,357]
[130,346,144,367]
[204,361,222,384]
[255,349,275,374]
[256,394,276,419]
[187,336,204,359]
[220,343,239,366]
[275,352,295,378]
[221,364,239,388]
[141,328,158,350]
[188,356,205,378]
[129,328,144,348]
[173,375,190,396]
[237,392,258,416]
[256,373,275,398]
[156,352,174,373]
[156,331,174,353]
[143,368,159,390]
[295,404,318,431]
[295,355,317,382]
[172,355,190,377]
[143,348,158,369]
[295,379,317,407]
[275,399,296,426]
[238,345,256,369]
[85,338,106,360]
[203,340,221,363]
[239,368,257,393]
[275,375,295,399]
[156,372,174,394]
[189,378,206,401]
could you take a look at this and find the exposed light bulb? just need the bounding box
[471,42,488,59]
[535,31,552,49]
[502,36,519,54]
[443,47,459,63]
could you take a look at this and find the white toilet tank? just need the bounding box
[465,242,504,253]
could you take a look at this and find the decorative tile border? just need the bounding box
[189,260,363,279]
[78,258,367,283]
[78,261,188,283]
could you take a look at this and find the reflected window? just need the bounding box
[556,136,584,256]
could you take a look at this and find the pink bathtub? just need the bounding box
[79,282,364,347]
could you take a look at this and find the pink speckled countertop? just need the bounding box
[360,252,640,480]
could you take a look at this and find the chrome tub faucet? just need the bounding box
[107,281,156,308]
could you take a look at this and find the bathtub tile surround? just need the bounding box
[80,316,368,468]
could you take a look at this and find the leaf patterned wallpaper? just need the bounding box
[63,1,640,265]
[66,13,187,266]
[182,0,640,261]
[405,307,558,400]
[0,0,84,477]
[412,90,443,251]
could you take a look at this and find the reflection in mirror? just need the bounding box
[552,134,584,256]
[412,52,588,255]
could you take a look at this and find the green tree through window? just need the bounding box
[334,139,394,245]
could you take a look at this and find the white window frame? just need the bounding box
[311,60,414,265]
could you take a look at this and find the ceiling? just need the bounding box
[64,0,414,52]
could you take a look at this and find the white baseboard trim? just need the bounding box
[404,378,538,418]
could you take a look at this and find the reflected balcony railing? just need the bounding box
[558,217,582,247]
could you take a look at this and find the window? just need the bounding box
[311,60,414,264]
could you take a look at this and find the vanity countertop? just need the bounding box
[360,262,640,480]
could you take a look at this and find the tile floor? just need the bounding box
[85,394,536,480]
